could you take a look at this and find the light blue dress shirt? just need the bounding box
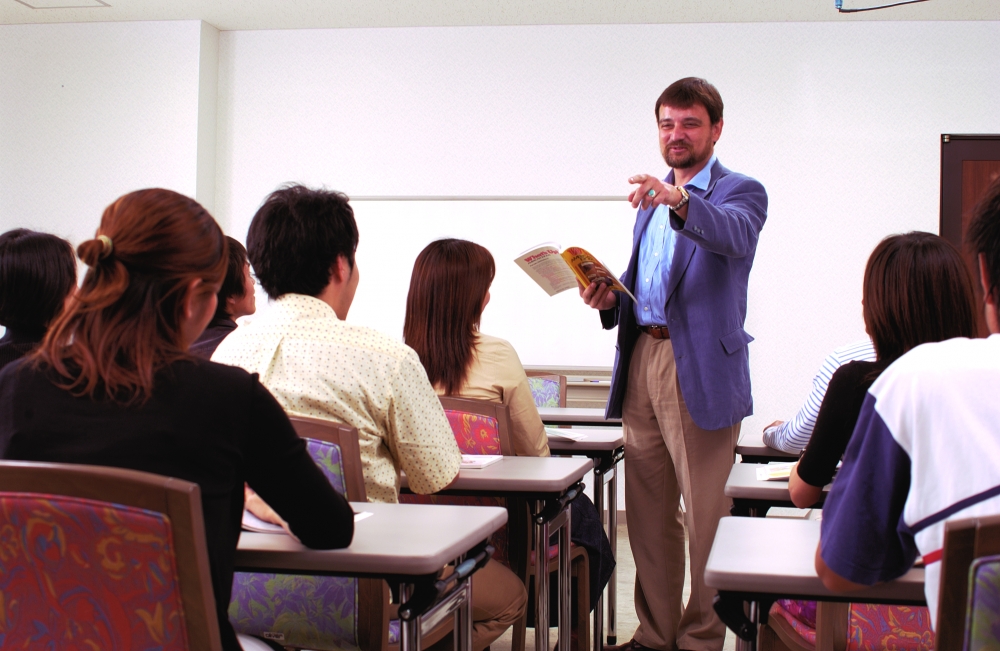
[634,154,717,326]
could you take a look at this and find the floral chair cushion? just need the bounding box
[230,438,357,650]
[228,572,357,650]
[0,492,189,650]
[527,377,561,408]
[965,555,1000,651]
[769,600,934,651]
[446,410,501,455]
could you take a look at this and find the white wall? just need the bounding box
[0,20,220,245]
[216,21,1000,436]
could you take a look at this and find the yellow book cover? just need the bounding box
[514,243,637,303]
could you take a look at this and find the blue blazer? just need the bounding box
[601,160,768,430]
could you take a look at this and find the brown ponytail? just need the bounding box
[35,189,227,404]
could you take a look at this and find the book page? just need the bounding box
[560,247,637,303]
[513,244,579,296]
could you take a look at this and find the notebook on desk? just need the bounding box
[545,427,588,442]
[460,454,503,469]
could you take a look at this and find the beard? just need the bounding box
[663,142,707,169]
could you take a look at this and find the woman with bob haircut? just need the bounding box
[0,228,76,370]
[789,231,979,507]
[0,189,354,651]
[403,238,614,617]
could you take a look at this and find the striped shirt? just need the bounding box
[763,339,876,453]
[820,334,1000,628]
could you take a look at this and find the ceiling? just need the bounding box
[3,0,998,31]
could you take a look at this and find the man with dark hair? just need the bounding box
[190,236,256,359]
[815,177,1000,629]
[580,77,767,651]
[0,229,76,370]
[213,184,526,651]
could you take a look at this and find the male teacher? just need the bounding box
[581,78,767,651]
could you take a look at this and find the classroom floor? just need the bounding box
[491,518,739,651]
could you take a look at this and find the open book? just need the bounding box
[515,243,636,302]
[545,427,589,442]
[755,462,796,482]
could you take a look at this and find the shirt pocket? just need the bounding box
[720,328,754,355]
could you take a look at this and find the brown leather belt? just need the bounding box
[639,325,670,339]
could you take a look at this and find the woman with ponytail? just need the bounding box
[0,189,354,651]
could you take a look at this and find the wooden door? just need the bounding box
[940,134,1000,337]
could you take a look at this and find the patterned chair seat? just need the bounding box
[965,554,1000,650]
[526,377,562,408]
[768,600,934,651]
[0,493,189,650]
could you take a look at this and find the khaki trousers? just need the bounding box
[471,559,527,651]
[623,335,739,651]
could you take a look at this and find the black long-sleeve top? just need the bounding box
[0,357,355,651]
[0,327,45,372]
[796,360,885,488]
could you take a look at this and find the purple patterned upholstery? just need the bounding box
[847,604,933,650]
[0,492,189,649]
[229,438,358,650]
[769,600,818,647]
[966,555,1000,650]
[446,410,502,455]
[769,600,934,651]
[527,377,561,408]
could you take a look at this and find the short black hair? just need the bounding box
[215,236,249,319]
[0,229,77,330]
[967,175,1000,305]
[247,184,359,299]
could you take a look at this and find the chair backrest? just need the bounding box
[438,396,514,456]
[525,372,567,408]
[230,416,387,651]
[937,514,1000,650]
[0,460,221,650]
[290,415,367,501]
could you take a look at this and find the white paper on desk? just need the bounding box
[354,511,373,522]
[242,509,286,534]
[460,454,503,469]
[545,428,588,442]
[755,462,795,481]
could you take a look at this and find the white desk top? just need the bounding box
[235,502,507,577]
[547,430,624,453]
[402,456,593,495]
[705,517,925,603]
[724,463,829,502]
[537,407,621,426]
[735,430,798,460]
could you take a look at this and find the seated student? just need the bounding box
[212,185,526,651]
[0,189,354,651]
[788,232,978,508]
[762,339,875,454]
[0,229,76,370]
[191,236,256,358]
[403,237,616,614]
[816,177,1000,629]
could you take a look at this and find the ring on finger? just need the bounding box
[647,189,656,197]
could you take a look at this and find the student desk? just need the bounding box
[547,430,625,651]
[735,430,799,464]
[234,501,506,651]
[705,517,925,651]
[538,407,622,427]
[403,456,592,651]
[725,462,829,517]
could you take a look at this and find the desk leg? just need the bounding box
[559,504,572,651]
[734,600,758,651]
[592,468,605,651]
[535,499,551,651]
[400,583,422,651]
[607,469,618,646]
[455,578,474,651]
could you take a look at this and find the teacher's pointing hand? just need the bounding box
[628,174,682,210]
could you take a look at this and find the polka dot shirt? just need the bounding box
[212,294,462,503]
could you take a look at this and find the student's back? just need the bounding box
[0,189,353,651]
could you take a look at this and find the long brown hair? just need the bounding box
[403,239,496,395]
[35,189,227,403]
[863,231,978,364]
